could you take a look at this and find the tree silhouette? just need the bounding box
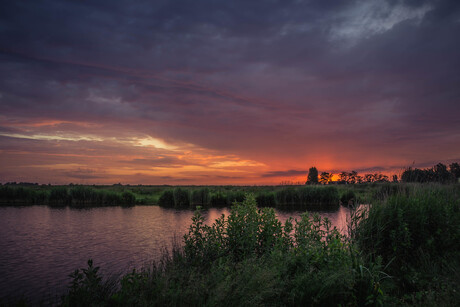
[450,163,460,181]
[348,171,358,184]
[339,172,349,184]
[306,167,319,184]
[319,172,333,184]
[401,162,456,183]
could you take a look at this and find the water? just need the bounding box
[0,205,350,303]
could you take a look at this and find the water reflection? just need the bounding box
[0,205,350,303]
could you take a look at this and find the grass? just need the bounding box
[58,184,460,306]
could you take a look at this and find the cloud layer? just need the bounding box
[1,0,459,184]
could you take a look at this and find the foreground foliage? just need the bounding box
[64,191,455,306]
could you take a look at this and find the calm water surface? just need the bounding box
[0,205,350,303]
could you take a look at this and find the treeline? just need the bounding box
[307,167,394,185]
[158,186,341,210]
[0,185,138,207]
[308,161,460,185]
[401,162,460,183]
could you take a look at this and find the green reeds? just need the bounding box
[0,185,138,207]
[352,184,460,300]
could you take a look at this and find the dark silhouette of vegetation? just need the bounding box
[340,190,356,206]
[190,187,209,206]
[209,191,227,207]
[173,187,190,208]
[450,162,460,180]
[157,190,175,207]
[338,171,389,184]
[319,172,333,184]
[401,163,457,183]
[306,166,318,184]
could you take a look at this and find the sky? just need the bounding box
[0,0,459,185]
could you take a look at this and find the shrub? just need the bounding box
[173,188,190,208]
[121,191,136,205]
[340,190,356,206]
[62,259,116,306]
[158,190,175,207]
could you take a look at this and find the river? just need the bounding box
[0,205,350,303]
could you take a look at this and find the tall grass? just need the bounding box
[156,185,340,209]
[0,185,138,207]
[351,184,460,303]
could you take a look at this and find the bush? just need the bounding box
[158,190,175,207]
[173,188,190,208]
[62,259,116,306]
[340,190,356,206]
[121,191,136,205]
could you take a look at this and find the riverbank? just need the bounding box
[58,185,459,306]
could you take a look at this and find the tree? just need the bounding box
[450,162,460,181]
[319,172,333,184]
[432,163,453,183]
[348,171,358,184]
[401,163,454,183]
[374,174,389,183]
[364,174,374,183]
[339,172,349,184]
[306,167,319,184]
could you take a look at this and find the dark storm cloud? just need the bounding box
[1,0,459,183]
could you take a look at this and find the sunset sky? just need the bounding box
[1,0,459,185]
